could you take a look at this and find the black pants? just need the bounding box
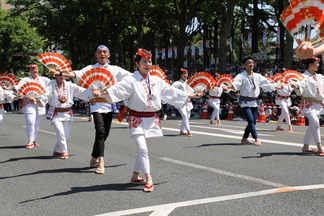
[91,112,113,158]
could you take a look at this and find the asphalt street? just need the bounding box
[1,111,324,216]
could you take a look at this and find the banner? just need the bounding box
[263,30,267,47]
[161,48,166,60]
[168,47,173,58]
[154,49,159,59]
[275,27,280,48]
[240,34,245,50]
[205,40,210,48]
[198,42,203,57]
[191,43,195,59]
[173,46,177,59]
[248,33,252,49]
[229,37,233,52]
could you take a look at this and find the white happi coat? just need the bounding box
[39,80,93,122]
[275,84,292,107]
[295,70,324,115]
[172,79,194,111]
[208,86,223,104]
[73,63,130,113]
[16,76,51,115]
[231,71,277,108]
[0,87,16,124]
[105,71,189,138]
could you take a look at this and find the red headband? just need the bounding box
[312,57,320,62]
[137,49,152,59]
[28,64,38,68]
[180,68,188,73]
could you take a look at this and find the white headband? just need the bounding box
[243,59,254,65]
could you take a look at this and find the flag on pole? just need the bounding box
[205,40,210,48]
[248,33,252,49]
[173,46,177,59]
[168,47,173,58]
[155,49,159,59]
[229,37,233,52]
[263,30,267,47]
[191,43,195,59]
[198,42,203,57]
[161,48,166,60]
[275,27,280,48]
[240,34,245,50]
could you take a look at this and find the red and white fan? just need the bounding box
[17,82,46,98]
[0,73,18,85]
[214,74,234,87]
[187,72,216,92]
[77,67,115,90]
[149,66,170,85]
[36,52,72,72]
[272,73,283,83]
[283,70,304,84]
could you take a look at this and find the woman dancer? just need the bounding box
[94,49,201,192]
[275,74,293,132]
[208,74,223,125]
[291,57,324,155]
[172,68,200,136]
[35,73,92,159]
[0,84,16,125]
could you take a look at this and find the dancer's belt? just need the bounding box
[276,93,289,99]
[209,96,220,99]
[55,107,71,112]
[239,96,257,101]
[129,110,156,117]
[89,98,107,103]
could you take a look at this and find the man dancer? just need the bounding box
[50,45,130,174]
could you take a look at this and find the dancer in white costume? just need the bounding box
[275,75,293,132]
[291,57,324,155]
[35,74,92,159]
[172,68,202,136]
[0,85,16,125]
[208,75,223,125]
[93,49,202,192]
[15,64,51,149]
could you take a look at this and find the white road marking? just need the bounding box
[22,126,56,135]
[159,157,287,188]
[95,184,324,216]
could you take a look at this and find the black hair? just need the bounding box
[301,58,318,69]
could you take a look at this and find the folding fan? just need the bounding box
[187,72,216,92]
[36,52,72,72]
[272,73,283,83]
[283,70,304,84]
[214,74,234,88]
[149,66,171,85]
[17,82,46,97]
[0,73,18,85]
[280,0,324,43]
[77,67,115,90]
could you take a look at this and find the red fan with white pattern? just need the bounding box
[272,73,283,83]
[36,52,72,72]
[77,67,115,90]
[187,72,216,92]
[283,70,304,84]
[215,74,234,87]
[149,66,170,85]
[17,82,46,98]
[0,73,18,85]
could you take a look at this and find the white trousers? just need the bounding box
[133,134,152,174]
[0,108,3,125]
[303,112,321,144]
[24,110,43,142]
[178,107,191,132]
[210,101,220,121]
[276,105,291,126]
[52,118,71,153]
